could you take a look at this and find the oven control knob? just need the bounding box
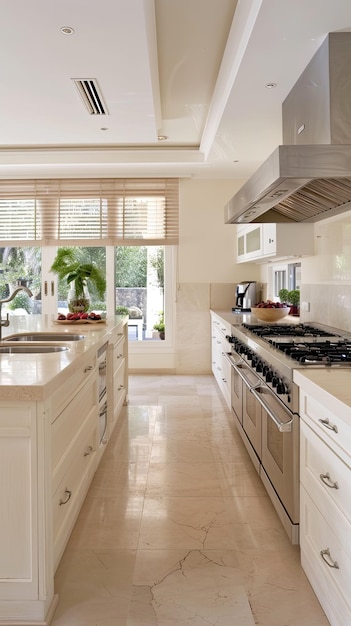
[256,361,263,372]
[272,376,279,387]
[265,370,273,382]
[276,381,286,394]
[262,365,269,375]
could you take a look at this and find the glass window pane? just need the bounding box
[0,246,41,314]
[115,246,165,342]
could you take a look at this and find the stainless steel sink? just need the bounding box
[4,333,86,342]
[0,345,70,353]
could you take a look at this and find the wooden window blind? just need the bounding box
[0,178,179,246]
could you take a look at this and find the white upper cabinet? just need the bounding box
[236,223,314,263]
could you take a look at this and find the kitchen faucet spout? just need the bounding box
[0,286,33,341]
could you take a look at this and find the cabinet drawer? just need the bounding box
[301,420,351,526]
[50,356,96,421]
[52,411,96,493]
[52,375,97,475]
[300,487,351,625]
[53,421,97,569]
[113,360,126,414]
[300,390,351,467]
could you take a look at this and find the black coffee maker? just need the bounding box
[233,281,257,312]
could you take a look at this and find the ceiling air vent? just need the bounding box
[72,78,108,115]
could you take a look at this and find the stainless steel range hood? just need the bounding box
[225,32,351,224]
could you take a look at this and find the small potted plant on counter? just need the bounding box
[278,288,290,306]
[288,289,300,316]
[50,248,106,313]
[153,311,165,340]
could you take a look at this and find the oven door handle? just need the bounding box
[250,386,293,433]
[223,352,243,367]
[233,362,261,389]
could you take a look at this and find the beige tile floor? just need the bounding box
[52,375,329,626]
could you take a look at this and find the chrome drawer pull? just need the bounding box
[84,445,95,457]
[59,489,72,506]
[320,472,339,489]
[320,548,339,569]
[318,417,338,433]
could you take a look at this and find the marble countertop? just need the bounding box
[294,368,351,422]
[0,314,125,401]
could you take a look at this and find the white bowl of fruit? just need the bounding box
[251,301,290,322]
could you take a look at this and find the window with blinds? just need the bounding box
[0,178,179,246]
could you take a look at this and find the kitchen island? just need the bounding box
[0,314,128,625]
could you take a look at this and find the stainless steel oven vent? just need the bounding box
[225,32,351,224]
[72,78,109,115]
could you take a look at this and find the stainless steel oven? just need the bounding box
[227,320,351,545]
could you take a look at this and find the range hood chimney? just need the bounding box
[225,32,351,224]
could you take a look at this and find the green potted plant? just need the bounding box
[50,248,106,312]
[153,311,165,340]
[278,288,290,305]
[288,289,300,316]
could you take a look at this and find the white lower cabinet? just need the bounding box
[211,312,231,408]
[299,387,351,626]
[108,324,128,433]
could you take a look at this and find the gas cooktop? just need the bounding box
[242,323,341,339]
[241,323,351,365]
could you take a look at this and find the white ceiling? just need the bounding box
[1,0,351,180]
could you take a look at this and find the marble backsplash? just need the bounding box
[300,283,351,333]
[175,282,236,374]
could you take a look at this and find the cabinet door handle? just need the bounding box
[118,384,124,391]
[44,281,48,296]
[51,280,55,296]
[320,472,339,489]
[59,489,72,506]
[318,417,338,433]
[320,548,339,569]
[84,365,93,372]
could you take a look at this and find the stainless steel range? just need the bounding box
[225,321,350,545]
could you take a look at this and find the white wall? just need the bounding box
[174,179,261,374]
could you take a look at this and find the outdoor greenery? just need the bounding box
[0,246,41,299]
[116,247,147,287]
[7,291,33,313]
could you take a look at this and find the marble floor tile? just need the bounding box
[129,549,255,626]
[51,374,329,626]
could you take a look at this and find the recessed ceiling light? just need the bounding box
[61,26,75,35]
[158,135,168,141]
[265,82,277,89]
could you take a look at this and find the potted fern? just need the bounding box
[50,248,106,312]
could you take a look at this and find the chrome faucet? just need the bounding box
[0,286,33,340]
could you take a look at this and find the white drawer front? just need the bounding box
[300,390,351,468]
[53,421,97,569]
[52,377,97,474]
[301,420,351,527]
[300,486,351,623]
